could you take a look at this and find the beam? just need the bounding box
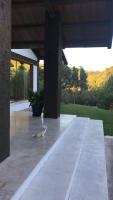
[12,0,44,8]
[12,24,44,29]
[32,49,44,60]
[12,40,44,49]
[63,20,111,27]
[12,37,111,51]
[12,0,56,16]
[12,0,110,8]
[12,20,111,31]
[62,51,68,65]
[50,0,111,4]
[64,39,111,48]
[110,0,113,48]
[11,52,38,65]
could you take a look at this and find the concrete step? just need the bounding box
[11,118,108,200]
[67,119,108,200]
[11,117,90,200]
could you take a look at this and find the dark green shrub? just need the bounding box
[97,76,113,109]
[97,90,113,109]
[61,90,74,104]
[62,75,113,110]
[61,89,98,106]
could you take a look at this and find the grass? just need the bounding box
[61,103,113,136]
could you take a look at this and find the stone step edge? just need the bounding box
[65,118,90,200]
[11,116,79,200]
[66,119,108,200]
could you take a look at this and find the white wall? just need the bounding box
[11,49,38,61]
[33,65,38,92]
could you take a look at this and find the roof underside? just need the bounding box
[12,0,113,58]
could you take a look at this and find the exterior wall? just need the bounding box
[11,49,38,92]
[33,65,38,92]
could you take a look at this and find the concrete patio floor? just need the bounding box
[0,109,113,200]
[0,111,74,200]
[10,101,29,112]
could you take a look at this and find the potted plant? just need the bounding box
[28,89,44,117]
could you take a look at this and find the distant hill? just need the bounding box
[87,66,113,89]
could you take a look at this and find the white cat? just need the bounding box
[32,110,47,138]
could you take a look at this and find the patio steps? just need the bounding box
[11,117,108,200]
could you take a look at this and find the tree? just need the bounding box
[87,66,113,89]
[71,67,79,103]
[97,75,113,109]
[38,65,44,91]
[71,66,78,87]
[61,65,72,89]
[78,66,87,89]
[104,75,113,92]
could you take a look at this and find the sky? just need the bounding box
[64,47,113,72]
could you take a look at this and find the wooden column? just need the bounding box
[44,12,62,118]
[0,0,11,162]
[29,65,33,91]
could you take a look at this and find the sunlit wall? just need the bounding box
[10,59,30,101]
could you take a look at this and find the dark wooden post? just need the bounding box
[29,65,33,91]
[44,12,62,118]
[0,0,11,162]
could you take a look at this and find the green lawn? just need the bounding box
[61,104,113,136]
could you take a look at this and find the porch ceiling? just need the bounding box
[12,0,112,58]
